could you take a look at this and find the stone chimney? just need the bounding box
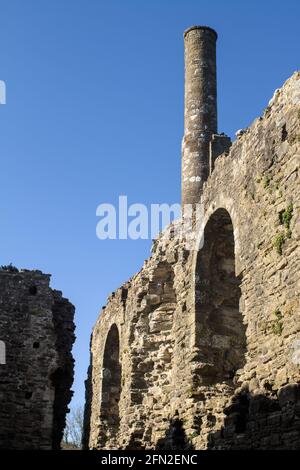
[182,26,230,206]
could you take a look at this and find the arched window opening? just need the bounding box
[195,208,246,383]
[100,324,121,444]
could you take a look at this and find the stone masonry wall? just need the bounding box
[0,268,75,450]
[84,72,300,449]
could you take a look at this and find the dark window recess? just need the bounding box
[100,324,121,444]
[195,208,247,384]
[25,391,33,399]
[29,285,38,295]
[33,342,40,349]
[234,394,249,434]
[281,124,288,142]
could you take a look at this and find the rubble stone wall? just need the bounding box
[84,72,300,450]
[0,269,75,450]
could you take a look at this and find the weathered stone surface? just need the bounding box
[84,69,300,450]
[0,268,75,449]
[208,384,300,450]
[182,26,218,205]
[83,21,300,449]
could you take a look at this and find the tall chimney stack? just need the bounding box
[182,26,218,206]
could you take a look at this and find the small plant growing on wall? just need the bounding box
[271,308,283,336]
[263,175,271,189]
[273,233,286,255]
[279,203,293,230]
[273,202,294,255]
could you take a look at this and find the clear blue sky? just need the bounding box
[0,0,299,408]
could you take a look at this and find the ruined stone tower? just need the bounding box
[84,27,300,450]
[182,26,230,205]
[0,268,75,450]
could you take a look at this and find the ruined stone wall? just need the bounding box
[84,72,300,450]
[0,268,75,450]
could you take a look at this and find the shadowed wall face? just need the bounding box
[99,324,121,447]
[182,26,217,205]
[0,269,75,450]
[195,208,246,383]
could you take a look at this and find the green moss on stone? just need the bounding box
[273,233,286,255]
